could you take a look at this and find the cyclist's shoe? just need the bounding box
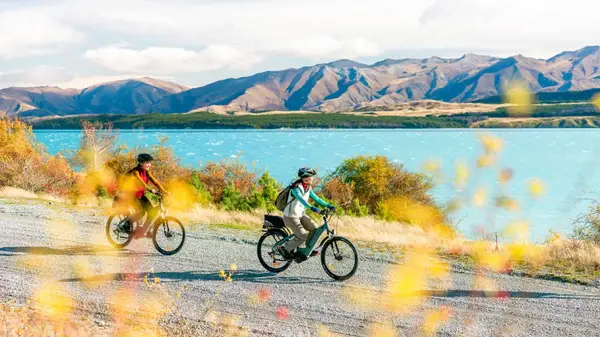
[275,246,294,260]
[293,251,308,263]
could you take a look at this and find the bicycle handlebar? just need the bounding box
[320,207,336,220]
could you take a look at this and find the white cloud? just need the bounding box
[415,0,600,57]
[45,0,598,59]
[0,66,73,88]
[2,0,600,88]
[0,9,83,59]
[83,44,262,74]
[271,36,382,60]
[0,65,172,89]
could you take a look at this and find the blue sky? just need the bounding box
[0,0,598,89]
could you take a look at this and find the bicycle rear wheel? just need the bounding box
[106,213,134,249]
[321,236,358,281]
[257,229,292,273]
[152,216,186,255]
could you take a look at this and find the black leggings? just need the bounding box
[130,196,159,226]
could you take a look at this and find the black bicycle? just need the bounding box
[257,209,358,281]
[106,192,186,255]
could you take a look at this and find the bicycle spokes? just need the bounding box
[152,217,186,255]
[322,237,358,281]
[257,230,292,273]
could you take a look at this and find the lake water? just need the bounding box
[33,129,600,242]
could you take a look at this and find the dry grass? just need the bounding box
[181,204,462,247]
[0,187,65,203]
[189,100,503,117]
[546,239,600,272]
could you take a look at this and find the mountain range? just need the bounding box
[2,46,600,117]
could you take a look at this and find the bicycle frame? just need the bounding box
[272,209,337,258]
[115,193,169,234]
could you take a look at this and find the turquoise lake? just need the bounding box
[33,129,600,242]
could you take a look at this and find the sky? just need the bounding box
[0,0,598,89]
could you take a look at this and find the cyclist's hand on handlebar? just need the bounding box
[151,188,158,194]
[327,205,337,212]
[310,206,321,213]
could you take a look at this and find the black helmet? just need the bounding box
[137,153,154,163]
[298,167,317,178]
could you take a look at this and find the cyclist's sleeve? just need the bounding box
[309,189,329,207]
[291,187,312,208]
[147,171,167,192]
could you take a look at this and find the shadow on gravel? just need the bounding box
[425,290,600,300]
[60,269,333,285]
[0,246,151,257]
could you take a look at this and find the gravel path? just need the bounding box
[0,199,599,336]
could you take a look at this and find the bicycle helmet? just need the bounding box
[298,167,317,178]
[137,153,154,163]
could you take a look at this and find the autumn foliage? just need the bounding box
[0,119,75,196]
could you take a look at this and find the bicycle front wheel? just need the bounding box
[152,216,186,255]
[321,236,358,281]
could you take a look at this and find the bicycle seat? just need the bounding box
[264,214,285,229]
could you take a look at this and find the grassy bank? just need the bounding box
[29,113,472,129]
[26,102,600,129]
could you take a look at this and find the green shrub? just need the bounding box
[322,155,438,218]
[573,202,600,244]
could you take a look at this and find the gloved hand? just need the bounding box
[327,205,337,212]
[310,206,322,213]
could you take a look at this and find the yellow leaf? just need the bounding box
[503,81,534,116]
[422,307,451,335]
[230,263,238,272]
[341,286,379,310]
[368,321,396,337]
[454,162,470,187]
[495,196,519,212]
[476,155,494,168]
[384,252,428,314]
[33,282,73,319]
[593,93,600,110]
[477,249,508,272]
[429,259,450,279]
[479,134,504,154]
[528,179,545,198]
[499,168,513,184]
[472,187,487,207]
[423,159,441,173]
[504,221,529,242]
[507,243,528,261]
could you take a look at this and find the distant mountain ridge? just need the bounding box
[0,77,188,117]
[2,46,600,116]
